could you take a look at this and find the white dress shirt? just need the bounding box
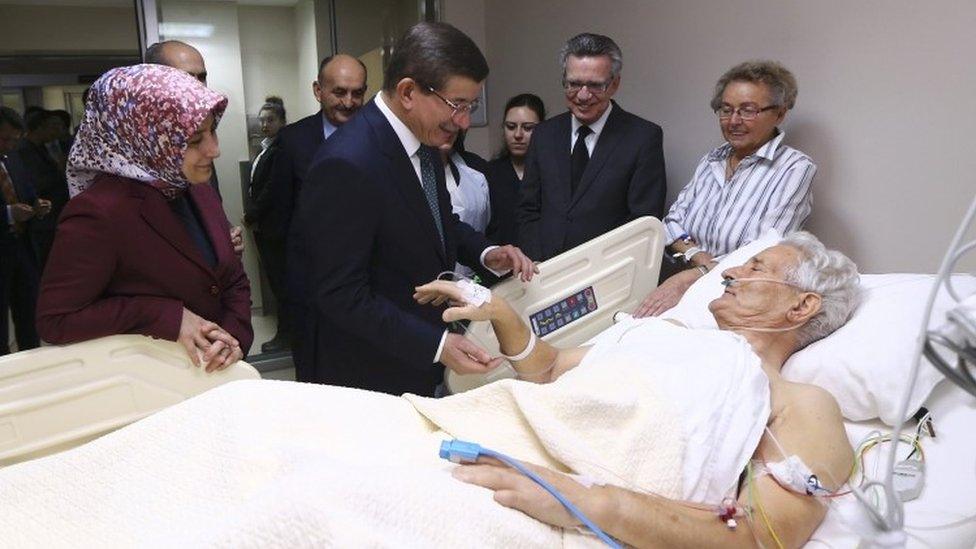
[570,102,613,155]
[249,137,274,182]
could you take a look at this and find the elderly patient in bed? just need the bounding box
[414,230,860,548]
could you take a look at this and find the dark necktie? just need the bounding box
[571,125,592,195]
[417,145,446,253]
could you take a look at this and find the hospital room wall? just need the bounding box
[442,0,491,157]
[474,0,976,273]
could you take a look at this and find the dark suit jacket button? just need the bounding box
[210,285,219,296]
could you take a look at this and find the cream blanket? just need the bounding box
[0,319,768,547]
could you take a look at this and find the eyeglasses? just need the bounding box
[563,79,613,96]
[427,87,480,118]
[715,104,779,121]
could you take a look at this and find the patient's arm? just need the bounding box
[414,280,588,383]
[454,382,852,548]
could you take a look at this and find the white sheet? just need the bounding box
[582,317,771,504]
[807,380,976,548]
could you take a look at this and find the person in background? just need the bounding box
[486,93,545,247]
[46,109,73,173]
[242,96,288,353]
[36,64,252,370]
[517,33,666,261]
[275,54,368,365]
[635,60,815,317]
[145,39,244,256]
[17,109,69,271]
[0,106,49,356]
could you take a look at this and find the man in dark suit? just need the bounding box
[296,22,535,396]
[517,33,667,261]
[0,107,49,355]
[15,110,65,272]
[272,54,367,362]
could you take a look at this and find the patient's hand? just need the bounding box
[414,280,498,322]
[452,456,595,528]
[633,268,701,318]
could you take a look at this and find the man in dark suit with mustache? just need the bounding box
[272,54,368,366]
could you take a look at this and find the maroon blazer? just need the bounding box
[36,174,253,351]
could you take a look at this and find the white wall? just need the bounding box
[0,5,138,53]
[442,0,491,157]
[480,0,976,273]
[160,1,262,305]
[238,5,302,120]
[293,0,323,118]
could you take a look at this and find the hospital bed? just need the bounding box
[0,335,260,466]
[448,216,666,393]
[0,218,974,548]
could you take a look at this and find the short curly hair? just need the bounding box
[710,60,798,111]
[780,231,860,349]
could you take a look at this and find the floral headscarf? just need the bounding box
[67,63,228,198]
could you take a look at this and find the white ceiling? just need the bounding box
[0,0,301,6]
[0,0,132,5]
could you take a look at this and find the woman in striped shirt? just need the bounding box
[635,60,815,317]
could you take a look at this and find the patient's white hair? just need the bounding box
[781,231,860,349]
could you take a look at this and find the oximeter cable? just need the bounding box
[440,439,622,548]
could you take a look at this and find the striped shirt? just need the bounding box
[663,131,815,256]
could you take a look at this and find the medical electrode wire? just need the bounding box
[861,191,976,539]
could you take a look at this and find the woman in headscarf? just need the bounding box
[36,64,252,370]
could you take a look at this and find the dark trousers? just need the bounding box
[254,231,291,339]
[1,236,41,355]
[30,228,56,274]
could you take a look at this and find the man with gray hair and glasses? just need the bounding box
[517,32,666,261]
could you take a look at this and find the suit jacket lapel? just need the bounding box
[139,186,217,279]
[364,101,448,265]
[571,102,624,208]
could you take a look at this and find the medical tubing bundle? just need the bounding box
[858,191,976,541]
[439,439,622,548]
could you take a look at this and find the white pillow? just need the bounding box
[783,273,976,425]
[661,231,976,425]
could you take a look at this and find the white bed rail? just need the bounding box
[0,334,260,466]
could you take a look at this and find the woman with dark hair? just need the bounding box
[486,93,545,246]
[244,96,289,353]
[36,64,252,370]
